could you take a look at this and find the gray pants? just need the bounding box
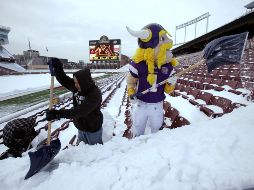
[78,128,103,145]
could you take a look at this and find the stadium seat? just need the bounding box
[172,84,184,97]
[180,86,191,99]
[228,70,240,77]
[125,110,131,117]
[163,107,179,128]
[189,91,213,106]
[216,69,228,77]
[163,101,171,112]
[211,78,223,86]
[197,77,213,90]
[200,96,232,118]
[228,89,243,95]
[123,128,134,139]
[242,64,253,70]
[124,117,133,128]
[187,88,200,99]
[208,69,218,77]
[230,64,240,70]
[170,116,190,129]
[221,80,238,89]
[174,83,183,91]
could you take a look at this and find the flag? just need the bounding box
[203,32,248,73]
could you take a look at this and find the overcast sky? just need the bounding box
[0,0,252,62]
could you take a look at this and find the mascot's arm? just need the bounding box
[165,58,178,94]
[164,83,175,94]
[126,73,138,96]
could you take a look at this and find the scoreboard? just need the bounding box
[89,35,121,62]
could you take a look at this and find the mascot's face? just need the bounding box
[126,23,177,86]
[126,23,174,65]
[154,33,173,64]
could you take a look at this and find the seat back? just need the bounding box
[209,96,232,113]
[221,80,238,89]
[171,116,190,129]
[164,107,179,127]
[195,91,213,104]
[187,88,200,99]
[211,78,223,86]
[163,101,171,112]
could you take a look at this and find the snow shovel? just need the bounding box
[25,61,61,180]
[131,32,249,98]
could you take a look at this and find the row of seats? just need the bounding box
[177,76,249,96]
[172,84,246,118]
[161,37,254,130]
[162,101,190,129]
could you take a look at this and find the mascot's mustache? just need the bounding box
[157,43,172,67]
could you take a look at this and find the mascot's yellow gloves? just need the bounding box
[127,87,136,97]
[164,83,175,94]
[170,58,178,67]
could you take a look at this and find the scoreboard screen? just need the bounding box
[89,36,121,62]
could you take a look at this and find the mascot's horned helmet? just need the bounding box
[126,23,171,49]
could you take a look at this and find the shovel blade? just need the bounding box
[24,138,61,180]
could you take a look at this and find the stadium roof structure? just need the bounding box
[0,46,14,59]
[245,1,254,9]
[172,11,254,56]
[0,62,26,72]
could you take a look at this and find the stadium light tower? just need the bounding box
[175,12,210,46]
[0,25,10,45]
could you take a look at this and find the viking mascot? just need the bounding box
[126,23,178,136]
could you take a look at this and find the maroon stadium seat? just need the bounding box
[180,86,191,99]
[189,91,213,106]
[123,128,134,139]
[174,83,183,91]
[230,64,240,70]
[187,88,200,99]
[228,70,240,76]
[200,96,232,118]
[163,107,179,128]
[197,77,213,90]
[211,78,223,86]
[208,69,218,77]
[171,116,190,129]
[124,117,133,128]
[163,101,171,112]
[242,64,253,71]
[172,84,184,97]
[221,80,238,89]
[216,69,228,77]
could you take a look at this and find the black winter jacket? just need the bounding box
[54,67,103,132]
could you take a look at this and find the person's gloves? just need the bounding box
[47,58,63,71]
[127,87,135,97]
[167,76,178,85]
[127,87,137,104]
[45,110,63,121]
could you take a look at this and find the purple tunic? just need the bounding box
[129,60,173,103]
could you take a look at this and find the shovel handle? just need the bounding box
[174,59,205,77]
[47,76,54,145]
[139,59,205,96]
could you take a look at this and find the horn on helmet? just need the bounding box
[126,26,150,41]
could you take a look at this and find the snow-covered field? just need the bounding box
[0,73,254,190]
[0,73,105,100]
